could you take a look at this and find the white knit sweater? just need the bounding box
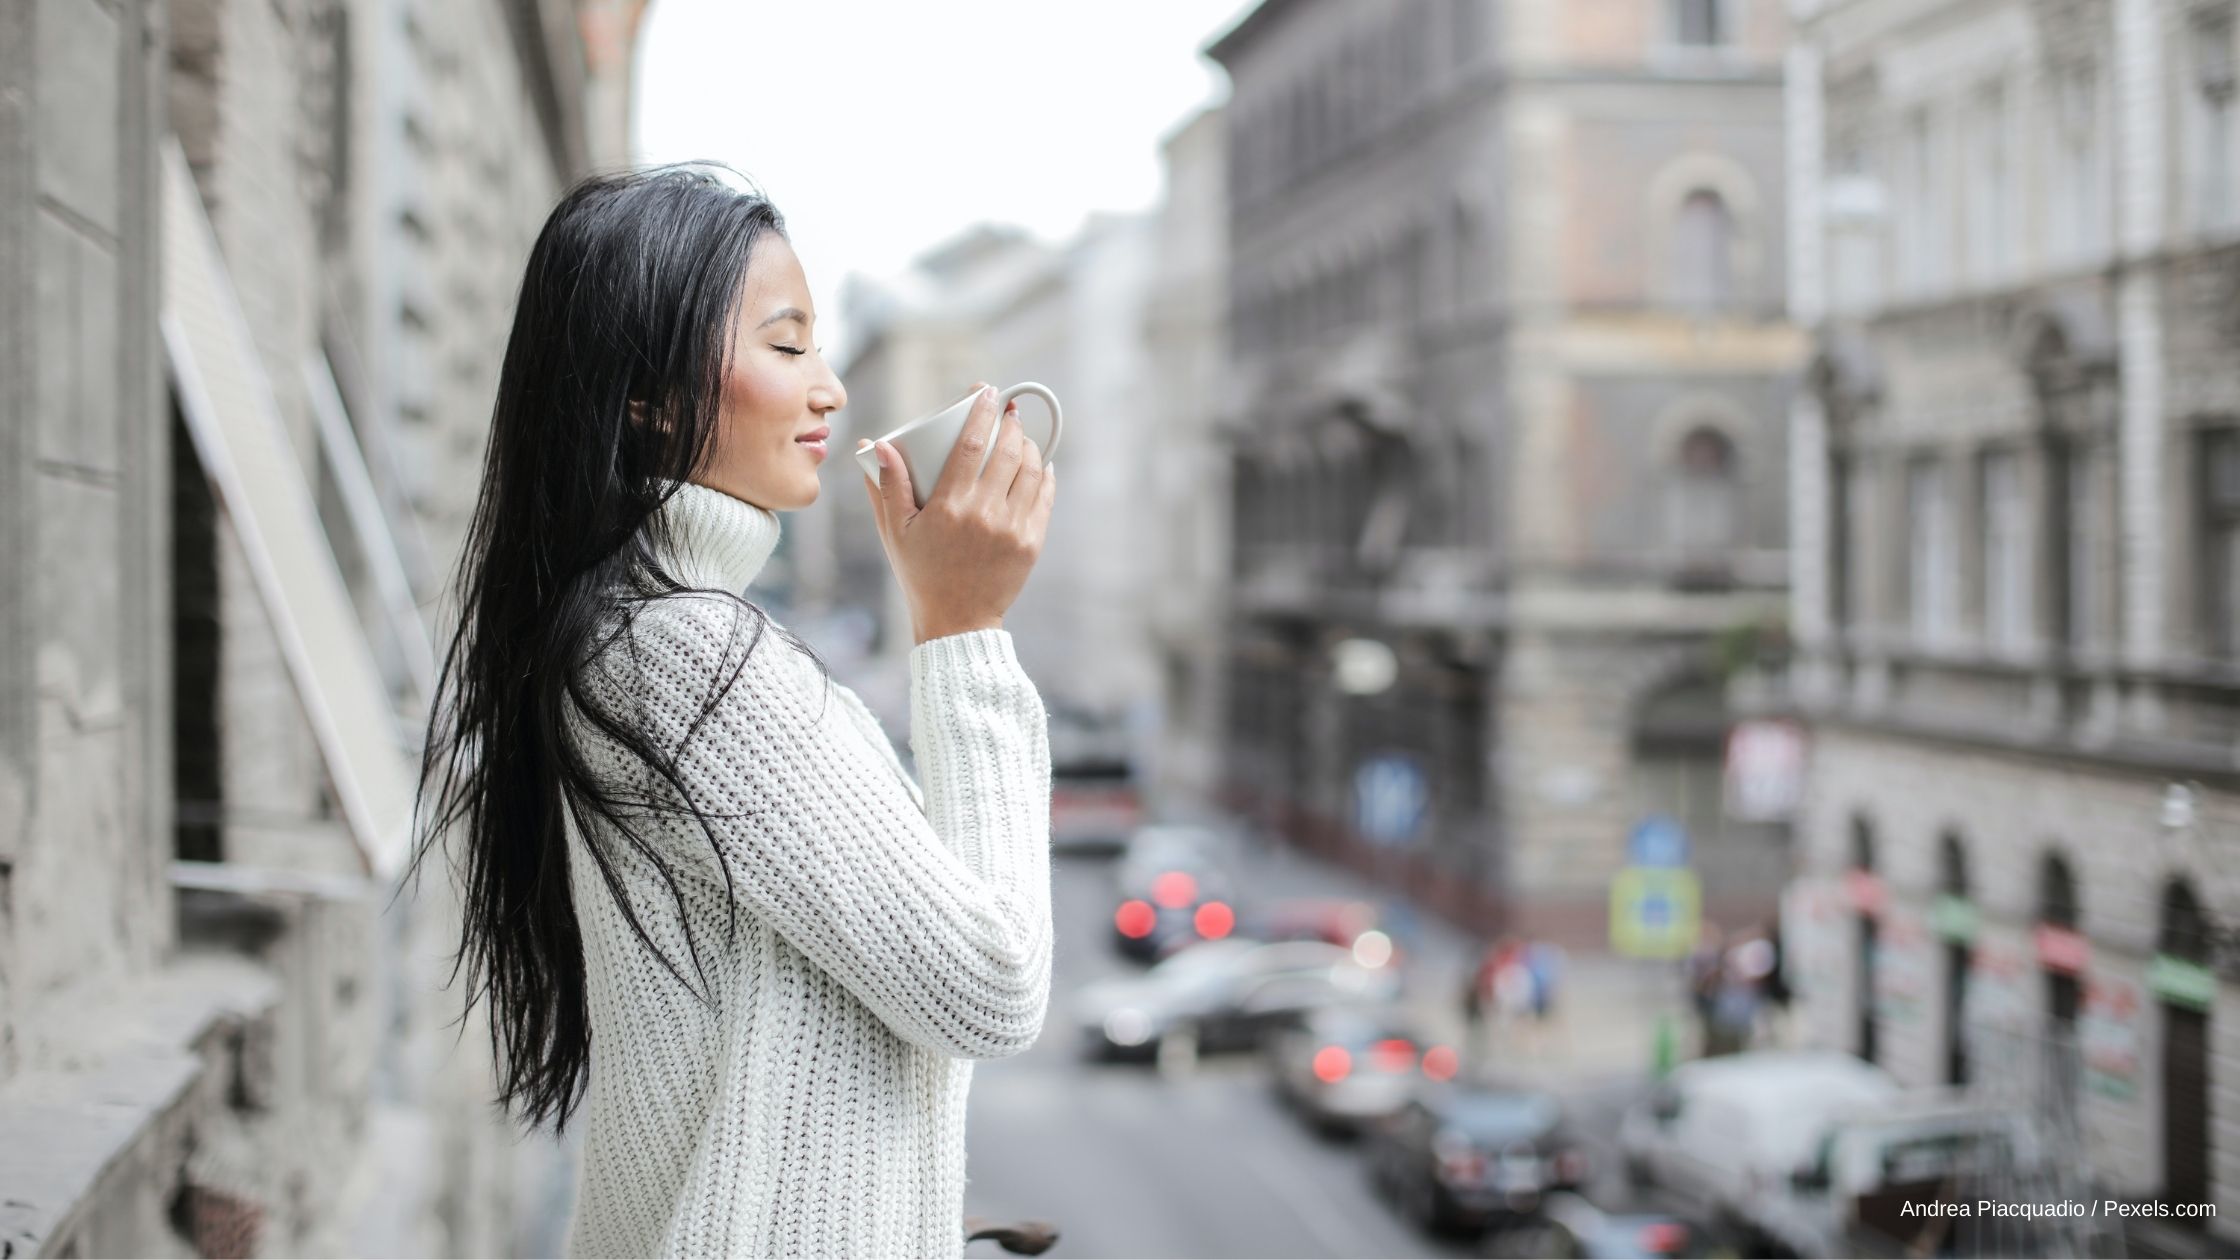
[558,479,1053,1258]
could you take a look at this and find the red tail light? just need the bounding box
[1312,1045,1351,1083]
[1636,1223,1689,1254]
[1421,1045,1459,1081]
[1371,1038,1416,1072]
[1114,900,1156,938]
[1438,1153,1486,1182]
[1151,871,1198,908]
[1195,900,1235,939]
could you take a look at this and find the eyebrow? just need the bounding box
[757,307,810,330]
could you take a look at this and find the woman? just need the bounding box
[404,164,1059,1258]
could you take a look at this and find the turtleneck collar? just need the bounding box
[648,478,783,594]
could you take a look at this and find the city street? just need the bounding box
[963,835,1678,1259]
[962,844,1480,1259]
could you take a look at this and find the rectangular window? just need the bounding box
[1850,458,1878,630]
[1830,450,1853,627]
[1672,0,1726,47]
[1980,449,2030,653]
[1827,139,1885,315]
[2202,429,2240,658]
[2195,14,2237,233]
[2067,441,2101,653]
[1909,458,1957,645]
[2048,64,2104,265]
[1966,83,2009,285]
[1897,108,1946,296]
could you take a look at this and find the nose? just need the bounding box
[812,362,847,415]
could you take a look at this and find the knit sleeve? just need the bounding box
[586,594,1052,1061]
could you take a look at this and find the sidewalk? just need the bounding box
[1214,826,1685,1090]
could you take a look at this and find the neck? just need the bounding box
[647,478,783,594]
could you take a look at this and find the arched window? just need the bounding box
[1673,189,1736,312]
[1939,830,1972,1085]
[2158,876,2215,1217]
[2038,852,2084,1114]
[1851,814,1880,1064]
[2162,877,2210,963]
[2039,854,2079,930]
[1670,426,1740,566]
[1850,814,1876,872]
[1939,831,1970,897]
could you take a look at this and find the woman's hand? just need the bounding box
[861,383,1057,646]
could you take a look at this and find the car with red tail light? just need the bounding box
[1366,1083,1589,1236]
[1265,1003,1463,1137]
[1109,825,1244,962]
[1481,1193,1703,1259]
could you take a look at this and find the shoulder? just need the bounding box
[588,593,819,704]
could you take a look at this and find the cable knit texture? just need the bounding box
[558,479,1053,1259]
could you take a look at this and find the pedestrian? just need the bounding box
[1687,922,1727,1055]
[1463,935,1531,1069]
[403,166,1060,1259]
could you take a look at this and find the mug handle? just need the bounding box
[998,382,1063,464]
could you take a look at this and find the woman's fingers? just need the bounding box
[1032,458,1056,534]
[928,386,1005,507]
[981,401,1027,497]
[1007,424,1045,525]
[865,439,919,528]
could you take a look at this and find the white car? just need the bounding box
[1617,1050,1901,1218]
[1754,1096,2047,1257]
[1072,939,1401,1061]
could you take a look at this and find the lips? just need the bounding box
[796,426,830,459]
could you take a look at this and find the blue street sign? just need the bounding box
[1628,815,1689,868]
[1354,753,1427,847]
[1610,866,1701,959]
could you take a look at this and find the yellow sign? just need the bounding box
[1610,866,1702,959]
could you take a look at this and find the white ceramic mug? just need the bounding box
[853,382,1063,509]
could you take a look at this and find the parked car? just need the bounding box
[1072,939,1400,1062]
[1750,1096,2046,1258]
[1050,755,1142,856]
[1365,1082,1588,1236]
[1109,824,1243,962]
[1266,1003,1461,1137]
[1616,1051,1900,1237]
[1480,1193,1702,1259]
[1239,896,1404,968]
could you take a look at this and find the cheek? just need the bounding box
[722,358,801,443]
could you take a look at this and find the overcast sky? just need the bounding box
[632,1,1249,363]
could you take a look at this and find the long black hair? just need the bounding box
[398,163,833,1135]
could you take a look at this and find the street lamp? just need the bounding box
[1331,637,1398,696]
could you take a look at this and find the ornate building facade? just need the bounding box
[1787,0,2240,1244]
[1209,0,1798,940]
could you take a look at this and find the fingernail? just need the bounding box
[982,385,998,401]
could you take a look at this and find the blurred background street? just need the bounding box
[11,0,2240,1257]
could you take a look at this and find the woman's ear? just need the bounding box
[628,399,674,434]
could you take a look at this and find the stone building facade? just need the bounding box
[1142,104,1233,810]
[1208,0,1799,942]
[0,0,638,1254]
[1786,0,2240,1244]
[819,226,1062,729]
[830,215,1168,760]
